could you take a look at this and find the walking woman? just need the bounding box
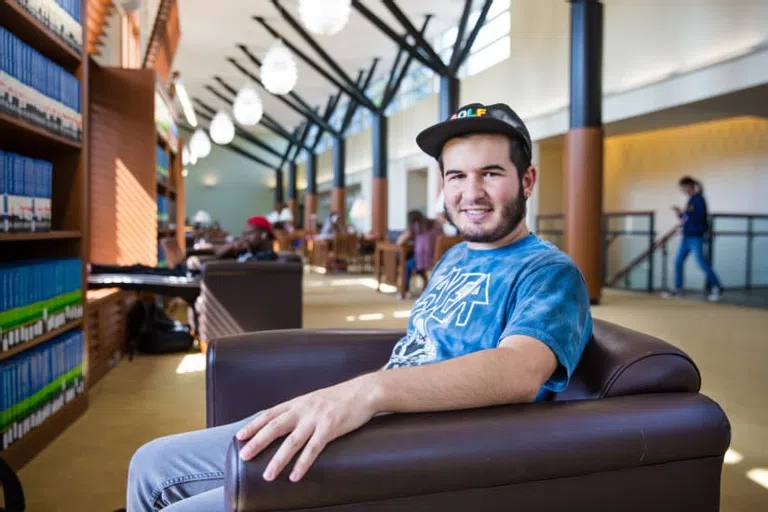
[665,176,723,302]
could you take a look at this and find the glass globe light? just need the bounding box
[233,86,264,126]
[261,40,298,95]
[298,0,352,36]
[190,128,211,159]
[209,111,235,145]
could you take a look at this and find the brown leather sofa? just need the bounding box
[194,260,303,346]
[206,319,730,511]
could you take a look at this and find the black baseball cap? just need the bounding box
[416,102,533,163]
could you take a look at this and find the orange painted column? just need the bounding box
[564,0,604,304]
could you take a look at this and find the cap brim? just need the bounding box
[416,117,527,159]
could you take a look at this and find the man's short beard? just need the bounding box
[445,186,527,244]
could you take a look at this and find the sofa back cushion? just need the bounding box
[553,319,701,401]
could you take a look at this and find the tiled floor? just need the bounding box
[16,273,768,511]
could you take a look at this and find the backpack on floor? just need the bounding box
[126,300,194,356]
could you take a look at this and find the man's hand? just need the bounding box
[235,375,378,483]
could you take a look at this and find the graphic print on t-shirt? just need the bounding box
[386,267,491,368]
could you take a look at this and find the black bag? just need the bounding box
[126,300,194,356]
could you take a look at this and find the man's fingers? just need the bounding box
[236,407,284,442]
[239,412,294,461]
[289,428,331,482]
[262,422,315,482]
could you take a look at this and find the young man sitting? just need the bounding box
[125,103,593,511]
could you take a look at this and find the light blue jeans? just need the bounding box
[126,413,258,511]
[674,236,722,291]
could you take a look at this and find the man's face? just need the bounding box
[242,224,263,250]
[441,134,534,246]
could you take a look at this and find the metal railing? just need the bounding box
[536,212,768,293]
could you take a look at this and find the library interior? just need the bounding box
[1,0,767,511]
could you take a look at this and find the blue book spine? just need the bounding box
[0,149,6,233]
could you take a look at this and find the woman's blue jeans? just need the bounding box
[675,236,722,291]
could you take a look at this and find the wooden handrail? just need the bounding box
[606,225,679,286]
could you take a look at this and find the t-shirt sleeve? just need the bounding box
[499,262,592,393]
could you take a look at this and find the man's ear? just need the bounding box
[523,165,537,198]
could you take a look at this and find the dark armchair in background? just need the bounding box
[206,319,731,512]
[194,260,303,350]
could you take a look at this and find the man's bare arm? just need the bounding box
[237,335,557,482]
[368,335,558,413]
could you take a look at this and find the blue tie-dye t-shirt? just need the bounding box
[384,233,593,401]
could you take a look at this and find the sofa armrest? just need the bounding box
[225,393,730,511]
[206,329,403,427]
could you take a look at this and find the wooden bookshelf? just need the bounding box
[0,0,82,72]
[0,230,81,241]
[157,180,177,198]
[0,110,83,153]
[0,319,83,362]
[0,0,90,471]
[1,392,88,471]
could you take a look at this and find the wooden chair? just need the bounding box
[433,235,463,266]
[374,241,409,298]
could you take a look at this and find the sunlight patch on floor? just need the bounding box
[724,448,744,465]
[746,468,768,490]
[175,353,206,374]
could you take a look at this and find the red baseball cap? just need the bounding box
[247,215,275,239]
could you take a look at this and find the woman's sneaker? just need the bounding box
[707,287,722,302]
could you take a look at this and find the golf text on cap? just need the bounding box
[451,107,487,120]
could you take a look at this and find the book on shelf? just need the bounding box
[155,89,179,153]
[0,258,83,353]
[156,144,170,184]
[1,149,53,233]
[1,329,86,451]
[0,26,82,141]
[157,194,170,232]
[8,0,83,51]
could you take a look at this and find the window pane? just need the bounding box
[440,26,458,51]
[487,0,511,20]
[466,35,510,76]
[471,11,510,52]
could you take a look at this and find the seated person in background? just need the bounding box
[196,216,278,265]
[315,211,343,240]
[126,102,592,511]
[396,210,442,297]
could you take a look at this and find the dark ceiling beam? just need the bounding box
[351,0,441,73]
[278,128,299,170]
[224,58,338,135]
[290,120,313,163]
[451,0,494,74]
[382,15,432,107]
[341,62,377,134]
[450,0,474,70]
[382,0,448,73]
[204,84,311,151]
[382,38,407,101]
[192,105,283,163]
[311,91,344,150]
[270,0,369,101]
[252,17,378,112]
[179,122,276,170]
